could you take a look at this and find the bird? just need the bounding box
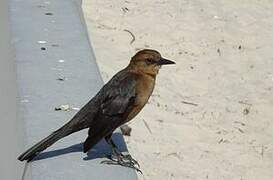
[18,49,175,172]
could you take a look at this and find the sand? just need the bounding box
[82,1,273,179]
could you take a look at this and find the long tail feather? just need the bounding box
[18,126,72,161]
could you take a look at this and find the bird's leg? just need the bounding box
[108,138,140,167]
[103,138,123,162]
[101,136,141,172]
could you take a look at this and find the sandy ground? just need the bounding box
[82,1,273,179]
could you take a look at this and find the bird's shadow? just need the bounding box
[31,132,128,162]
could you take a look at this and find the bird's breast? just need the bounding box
[127,74,155,121]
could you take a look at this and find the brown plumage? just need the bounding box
[18,49,175,171]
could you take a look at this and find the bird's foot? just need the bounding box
[101,153,142,173]
[120,154,140,168]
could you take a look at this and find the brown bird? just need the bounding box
[18,49,175,172]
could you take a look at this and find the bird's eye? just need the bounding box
[146,58,153,64]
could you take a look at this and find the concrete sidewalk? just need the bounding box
[0,0,24,179]
[9,0,138,179]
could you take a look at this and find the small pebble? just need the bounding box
[45,12,53,15]
[55,104,70,111]
[57,77,65,81]
[243,108,249,115]
[120,124,132,136]
[38,40,47,44]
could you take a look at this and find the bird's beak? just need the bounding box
[157,58,176,65]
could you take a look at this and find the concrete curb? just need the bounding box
[9,0,138,179]
[0,0,25,179]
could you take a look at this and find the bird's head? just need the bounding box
[128,49,175,76]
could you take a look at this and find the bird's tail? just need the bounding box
[18,125,73,162]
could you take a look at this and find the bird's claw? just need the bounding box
[101,154,142,173]
[121,154,140,168]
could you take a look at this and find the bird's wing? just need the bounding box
[83,71,137,152]
[100,72,137,116]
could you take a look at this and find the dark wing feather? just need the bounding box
[83,70,137,152]
[101,73,137,116]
